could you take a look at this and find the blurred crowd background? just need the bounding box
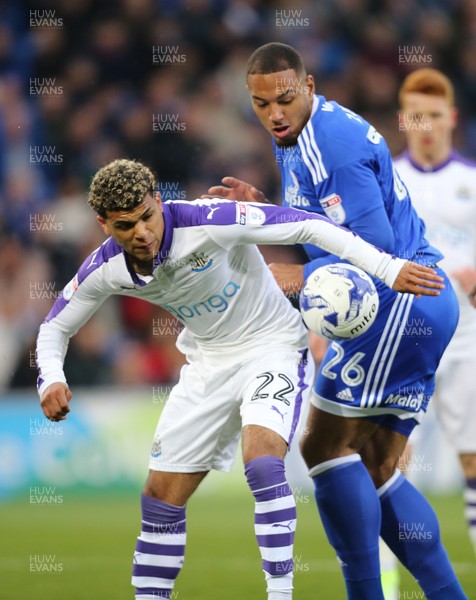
[2,0,476,392]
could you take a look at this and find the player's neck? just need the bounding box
[128,255,153,275]
[409,147,452,170]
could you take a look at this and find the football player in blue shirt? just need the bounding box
[207,42,467,600]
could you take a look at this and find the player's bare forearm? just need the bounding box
[269,263,304,295]
[202,176,270,203]
[451,267,476,293]
[392,262,445,297]
[40,382,72,421]
[469,283,476,308]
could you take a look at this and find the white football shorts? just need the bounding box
[430,356,476,453]
[148,347,314,473]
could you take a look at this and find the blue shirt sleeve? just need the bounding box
[302,160,396,279]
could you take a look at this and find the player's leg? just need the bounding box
[460,453,476,557]
[379,433,414,600]
[433,358,476,558]
[133,471,208,600]
[132,361,243,600]
[361,420,467,600]
[241,348,313,600]
[300,406,388,600]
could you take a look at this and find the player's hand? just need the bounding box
[469,283,476,308]
[393,262,445,298]
[40,382,72,421]
[269,263,304,295]
[201,177,269,203]
[451,267,476,294]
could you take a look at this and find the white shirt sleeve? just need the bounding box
[36,270,110,398]
[205,201,405,288]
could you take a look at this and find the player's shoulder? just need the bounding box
[303,95,384,168]
[393,150,409,165]
[450,151,476,173]
[395,150,476,176]
[77,237,123,282]
[164,198,237,228]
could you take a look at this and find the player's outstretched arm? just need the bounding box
[392,262,445,298]
[202,176,270,203]
[40,382,72,422]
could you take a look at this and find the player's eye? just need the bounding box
[115,222,133,230]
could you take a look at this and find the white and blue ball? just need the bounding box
[300,263,379,340]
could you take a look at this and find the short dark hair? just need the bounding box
[246,43,306,78]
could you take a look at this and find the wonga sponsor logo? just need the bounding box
[163,281,240,321]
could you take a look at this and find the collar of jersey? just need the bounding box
[405,149,456,173]
[121,203,174,285]
[153,202,174,268]
[299,95,320,141]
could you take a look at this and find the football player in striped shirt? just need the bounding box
[36,159,438,600]
[207,43,467,600]
[395,67,476,561]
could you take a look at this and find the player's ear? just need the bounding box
[306,74,315,96]
[155,191,162,206]
[450,106,458,130]
[97,215,110,235]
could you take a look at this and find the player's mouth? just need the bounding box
[134,241,156,254]
[272,125,291,139]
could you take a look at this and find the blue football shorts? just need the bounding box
[311,268,459,437]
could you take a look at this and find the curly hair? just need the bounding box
[88,159,156,217]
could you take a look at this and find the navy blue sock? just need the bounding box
[311,455,384,600]
[379,472,467,599]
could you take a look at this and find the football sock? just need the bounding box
[245,456,295,599]
[309,454,384,600]
[379,538,399,600]
[463,477,476,557]
[379,471,467,599]
[132,493,186,600]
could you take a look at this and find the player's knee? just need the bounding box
[366,460,398,488]
[459,453,476,479]
[299,432,316,468]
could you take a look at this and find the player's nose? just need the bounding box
[269,103,284,122]
[134,220,148,239]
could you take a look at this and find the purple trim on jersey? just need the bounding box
[124,256,148,286]
[44,238,123,323]
[452,150,476,168]
[153,203,174,267]
[289,348,308,446]
[397,149,476,173]
[164,199,237,229]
